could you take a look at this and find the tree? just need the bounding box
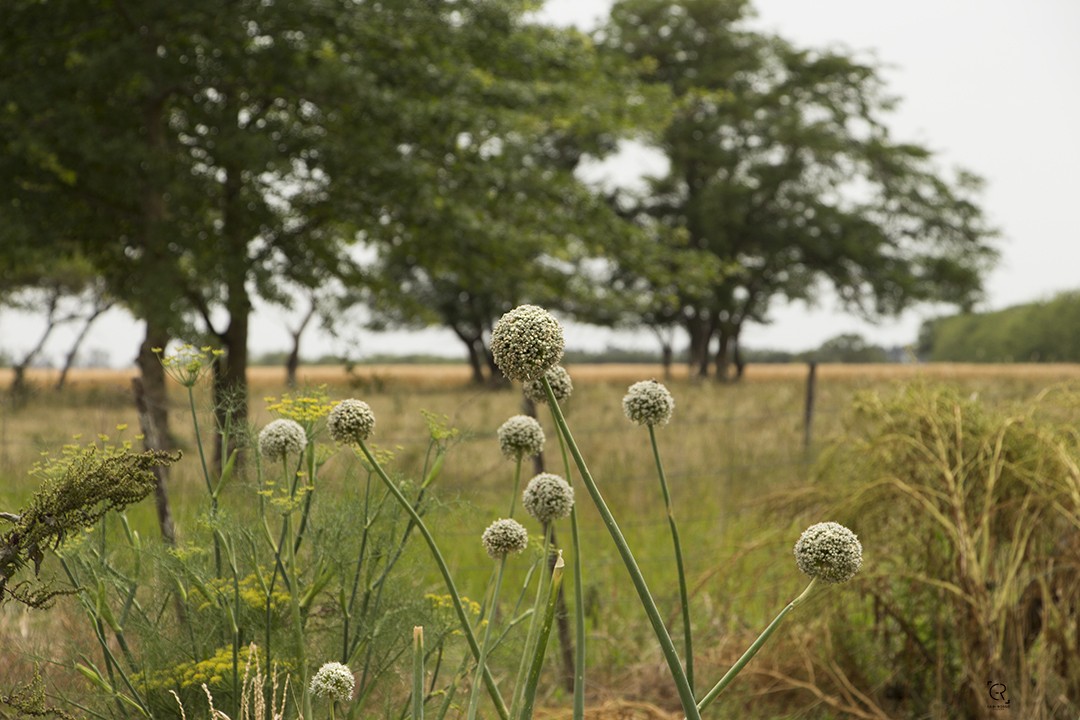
[599,0,997,380]
[361,10,665,383]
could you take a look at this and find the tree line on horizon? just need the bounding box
[1,0,997,464]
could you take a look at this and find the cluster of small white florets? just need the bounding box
[309,661,355,702]
[491,305,565,382]
[327,399,376,445]
[622,380,675,427]
[258,419,308,461]
[522,473,575,524]
[497,415,545,460]
[481,518,530,559]
[523,365,573,405]
[794,521,863,584]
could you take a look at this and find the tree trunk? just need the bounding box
[135,324,175,544]
[9,289,61,406]
[714,329,732,383]
[56,298,113,391]
[286,302,317,388]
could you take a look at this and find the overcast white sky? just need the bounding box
[3,0,1078,366]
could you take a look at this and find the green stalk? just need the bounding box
[412,627,425,720]
[543,379,700,720]
[509,526,552,719]
[187,385,222,576]
[696,579,818,713]
[648,424,694,692]
[356,440,510,720]
[518,553,565,720]
[467,558,507,720]
[553,421,585,720]
[508,457,523,518]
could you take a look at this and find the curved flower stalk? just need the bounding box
[695,522,864,714]
[325,398,509,720]
[623,380,694,691]
[542,376,701,720]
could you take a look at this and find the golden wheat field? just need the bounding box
[1,362,1078,719]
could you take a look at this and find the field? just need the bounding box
[2,362,1079,719]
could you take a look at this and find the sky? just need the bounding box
[2,0,1079,367]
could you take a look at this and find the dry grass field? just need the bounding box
[2,362,1078,718]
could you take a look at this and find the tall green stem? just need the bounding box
[553,420,585,720]
[187,385,222,575]
[695,579,818,714]
[508,457,522,518]
[542,379,700,720]
[648,423,694,692]
[356,440,510,720]
[467,558,507,720]
[518,553,565,720]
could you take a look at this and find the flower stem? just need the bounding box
[356,440,510,720]
[412,626,425,720]
[649,423,694,692]
[696,578,818,714]
[553,420,586,720]
[518,553,565,720]
[508,457,522,519]
[542,379,700,720]
[467,558,507,720]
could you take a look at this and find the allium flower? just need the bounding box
[522,473,574,524]
[481,518,529,559]
[622,380,675,427]
[490,305,565,382]
[328,399,375,445]
[258,419,307,461]
[497,415,545,460]
[794,522,863,584]
[523,366,573,405]
[309,661,355,702]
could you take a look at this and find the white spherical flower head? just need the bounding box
[258,419,308,461]
[522,473,574,525]
[482,518,529,559]
[309,661,355,702]
[497,415,545,460]
[328,399,375,445]
[523,366,573,405]
[491,305,565,382]
[622,380,675,427]
[794,522,863,584]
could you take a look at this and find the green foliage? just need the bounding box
[804,384,1080,718]
[600,0,997,378]
[923,290,1080,362]
[0,443,179,608]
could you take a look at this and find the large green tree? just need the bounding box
[360,9,664,383]
[599,0,997,379]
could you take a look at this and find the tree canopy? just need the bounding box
[598,0,998,379]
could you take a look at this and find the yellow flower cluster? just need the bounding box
[153,345,222,387]
[134,645,287,692]
[426,593,481,617]
[29,425,145,484]
[264,386,334,427]
[193,572,291,617]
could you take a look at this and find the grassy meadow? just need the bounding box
[2,362,1079,719]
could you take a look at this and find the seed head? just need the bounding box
[481,518,529,559]
[491,305,565,382]
[622,380,675,427]
[523,366,573,405]
[794,522,863,584]
[328,399,375,445]
[258,419,307,461]
[497,415,545,460]
[522,473,574,524]
[309,661,355,702]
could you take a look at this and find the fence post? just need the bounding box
[803,361,817,451]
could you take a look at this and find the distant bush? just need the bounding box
[922,291,1080,362]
